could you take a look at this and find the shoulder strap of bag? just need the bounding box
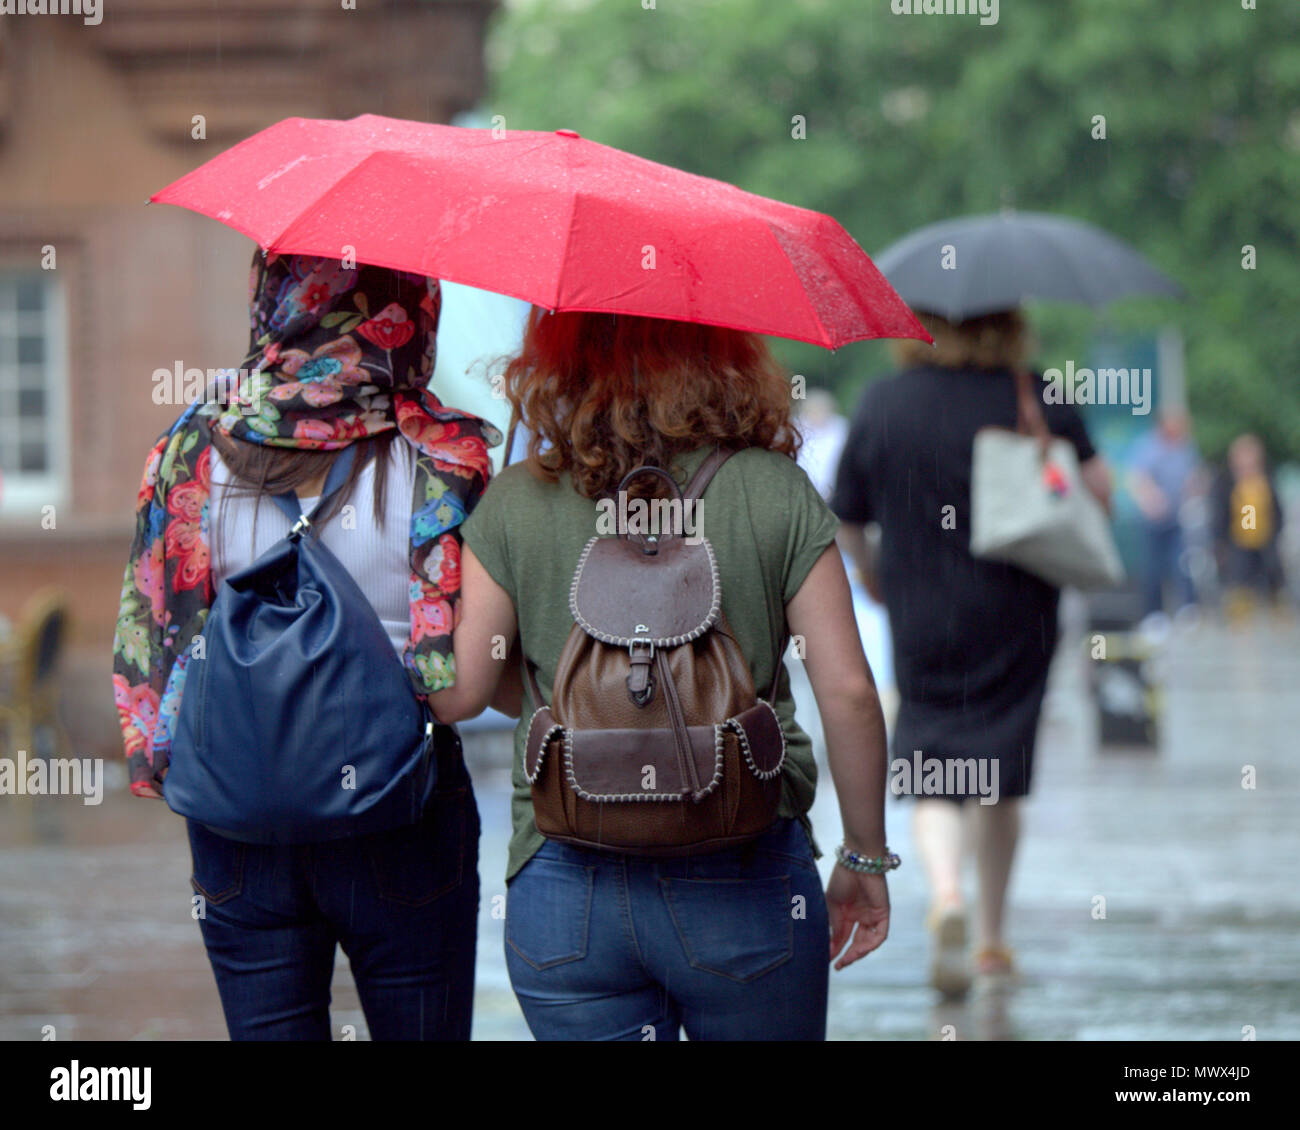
[683,446,737,500]
[267,445,357,533]
[1012,368,1052,457]
[767,634,789,702]
[682,445,785,700]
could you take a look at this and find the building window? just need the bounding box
[0,269,66,516]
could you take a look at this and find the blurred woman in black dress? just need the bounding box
[831,309,1112,996]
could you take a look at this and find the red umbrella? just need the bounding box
[151,114,930,350]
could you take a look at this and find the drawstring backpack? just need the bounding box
[523,449,787,854]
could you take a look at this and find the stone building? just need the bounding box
[0,0,496,758]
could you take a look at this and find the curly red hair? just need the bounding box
[503,309,800,499]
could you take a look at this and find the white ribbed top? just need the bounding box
[208,442,416,654]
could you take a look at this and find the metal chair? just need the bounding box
[0,587,73,761]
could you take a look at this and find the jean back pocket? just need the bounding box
[661,875,794,982]
[364,785,474,907]
[506,855,594,971]
[186,819,247,906]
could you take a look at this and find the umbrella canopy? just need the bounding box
[151,114,930,350]
[872,210,1182,322]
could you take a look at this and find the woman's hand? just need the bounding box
[131,768,166,800]
[826,866,890,970]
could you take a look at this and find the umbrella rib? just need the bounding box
[551,187,582,312]
[1028,219,1108,308]
[956,220,998,319]
[262,150,392,251]
[548,134,587,312]
[756,219,833,346]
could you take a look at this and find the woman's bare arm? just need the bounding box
[428,546,518,724]
[1080,454,1114,515]
[786,545,888,856]
[786,544,891,968]
[490,638,525,718]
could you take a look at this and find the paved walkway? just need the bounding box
[2,614,1297,1040]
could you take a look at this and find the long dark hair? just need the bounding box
[210,428,399,525]
[209,429,404,581]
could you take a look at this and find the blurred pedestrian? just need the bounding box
[796,387,849,499]
[1213,433,1288,619]
[831,308,1111,997]
[1130,408,1202,627]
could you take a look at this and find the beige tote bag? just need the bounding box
[970,369,1125,590]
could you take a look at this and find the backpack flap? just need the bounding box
[570,533,721,709]
[570,535,720,647]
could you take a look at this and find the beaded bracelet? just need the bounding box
[835,844,901,874]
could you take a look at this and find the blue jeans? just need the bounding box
[186,746,479,1041]
[1143,523,1197,616]
[504,818,829,1041]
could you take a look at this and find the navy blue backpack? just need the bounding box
[165,444,442,843]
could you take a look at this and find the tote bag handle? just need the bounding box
[1012,367,1053,459]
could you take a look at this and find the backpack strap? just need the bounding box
[683,446,738,500]
[1012,367,1052,458]
[524,656,546,710]
[267,445,358,536]
[684,445,786,700]
[768,633,789,701]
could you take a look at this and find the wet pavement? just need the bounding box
[2,612,1297,1041]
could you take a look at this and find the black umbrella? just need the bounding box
[873,210,1182,322]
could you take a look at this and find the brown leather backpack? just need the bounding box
[523,448,787,855]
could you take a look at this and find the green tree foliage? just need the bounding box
[488,0,1300,460]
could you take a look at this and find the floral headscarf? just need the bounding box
[112,252,501,797]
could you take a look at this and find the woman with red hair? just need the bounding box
[429,309,892,1041]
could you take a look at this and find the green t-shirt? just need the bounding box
[461,445,840,881]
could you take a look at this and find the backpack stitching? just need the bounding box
[568,536,722,648]
[727,699,787,781]
[561,724,726,803]
[523,707,564,785]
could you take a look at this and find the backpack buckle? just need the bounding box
[289,514,312,540]
[627,638,656,707]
